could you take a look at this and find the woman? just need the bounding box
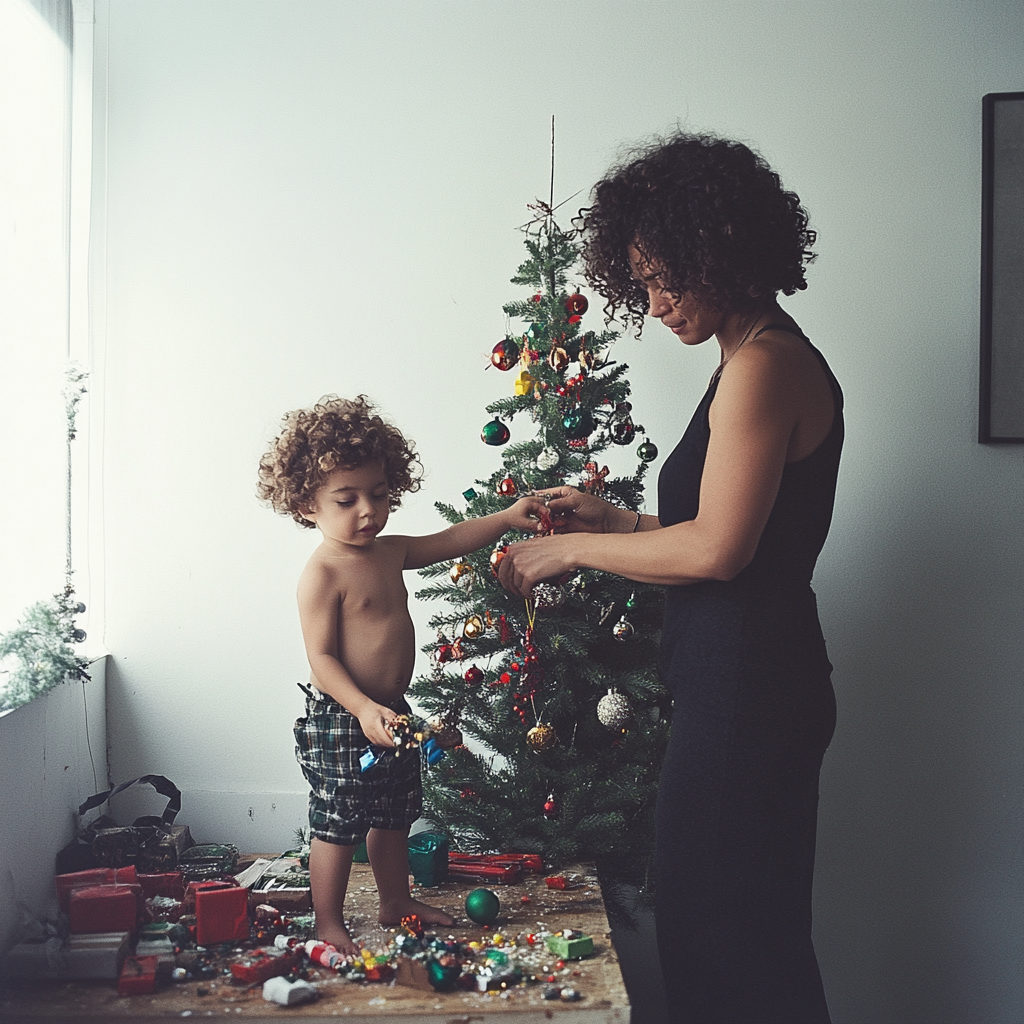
[499,132,840,1023]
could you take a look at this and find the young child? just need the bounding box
[257,395,538,954]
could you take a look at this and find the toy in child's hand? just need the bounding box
[360,716,462,772]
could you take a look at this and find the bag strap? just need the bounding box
[78,775,182,828]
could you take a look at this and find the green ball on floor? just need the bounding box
[465,887,500,925]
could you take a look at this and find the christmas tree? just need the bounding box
[408,207,669,883]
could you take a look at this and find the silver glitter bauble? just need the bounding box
[597,689,633,730]
[531,582,566,610]
[536,447,560,470]
[612,613,635,641]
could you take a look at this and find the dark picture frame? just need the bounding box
[980,92,1024,443]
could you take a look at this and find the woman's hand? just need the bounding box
[531,486,627,535]
[503,495,553,534]
[497,534,579,598]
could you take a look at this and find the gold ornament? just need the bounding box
[514,368,536,396]
[526,722,557,750]
[449,559,474,587]
[463,614,485,640]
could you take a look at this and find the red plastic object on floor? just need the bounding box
[544,875,569,890]
[449,851,545,873]
[56,867,138,912]
[446,862,522,884]
[69,885,139,934]
[229,950,299,984]
[118,954,159,995]
[195,885,250,945]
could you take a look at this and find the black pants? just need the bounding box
[654,675,835,1024]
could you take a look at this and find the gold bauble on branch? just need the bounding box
[463,614,485,640]
[526,722,557,750]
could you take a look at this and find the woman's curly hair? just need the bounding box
[575,131,817,330]
[257,395,422,527]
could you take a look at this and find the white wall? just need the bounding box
[0,660,107,955]
[85,2,1024,1021]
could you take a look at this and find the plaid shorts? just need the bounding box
[293,685,422,846]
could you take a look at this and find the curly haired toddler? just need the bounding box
[258,395,539,953]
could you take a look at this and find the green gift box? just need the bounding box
[407,831,448,887]
[545,930,594,960]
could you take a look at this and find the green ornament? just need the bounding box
[481,418,511,446]
[637,440,659,462]
[563,408,596,440]
[465,887,500,925]
[463,488,477,501]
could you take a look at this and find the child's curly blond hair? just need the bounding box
[257,395,422,528]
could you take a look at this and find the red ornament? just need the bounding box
[434,643,453,664]
[543,793,559,818]
[464,665,483,685]
[532,293,542,303]
[566,293,588,315]
[490,547,506,575]
[490,337,520,371]
[567,314,582,325]
[498,477,517,497]
[498,614,512,643]
[500,672,511,685]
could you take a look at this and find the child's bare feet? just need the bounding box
[316,920,360,957]
[378,896,455,928]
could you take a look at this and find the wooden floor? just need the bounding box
[0,862,629,1023]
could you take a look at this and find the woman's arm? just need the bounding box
[498,343,800,595]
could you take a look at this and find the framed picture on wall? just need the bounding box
[980,92,1024,443]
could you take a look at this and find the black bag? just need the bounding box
[75,775,191,871]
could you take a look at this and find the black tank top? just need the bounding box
[658,324,843,588]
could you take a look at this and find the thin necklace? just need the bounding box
[710,303,768,385]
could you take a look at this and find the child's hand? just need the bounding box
[357,704,398,748]
[505,495,552,534]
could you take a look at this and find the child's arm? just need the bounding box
[403,496,543,571]
[296,561,397,748]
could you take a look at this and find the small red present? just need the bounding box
[118,954,158,995]
[229,950,298,984]
[137,872,184,900]
[544,875,569,890]
[446,862,521,885]
[181,879,233,915]
[195,885,249,945]
[56,866,138,912]
[69,885,139,934]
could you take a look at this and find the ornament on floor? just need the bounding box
[565,293,588,316]
[527,722,557,751]
[497,477,517,497]
[531,583,566,611]
[463,614,485,640]
[465,888,501,926]
[637,439,658,462]
[481,418,510,446]
[543,792,559,818]
[490,337,519,371]
[597,689,633,730]
[612,614,635,641]
[536,446,560,471]
[582,462,609,495]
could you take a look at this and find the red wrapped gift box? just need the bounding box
[69,885,138,934]
[195,885,249,945]
[137,872,184,900]
[56,867,138,912]
[182,879,233,914]
[118,954,158,995]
